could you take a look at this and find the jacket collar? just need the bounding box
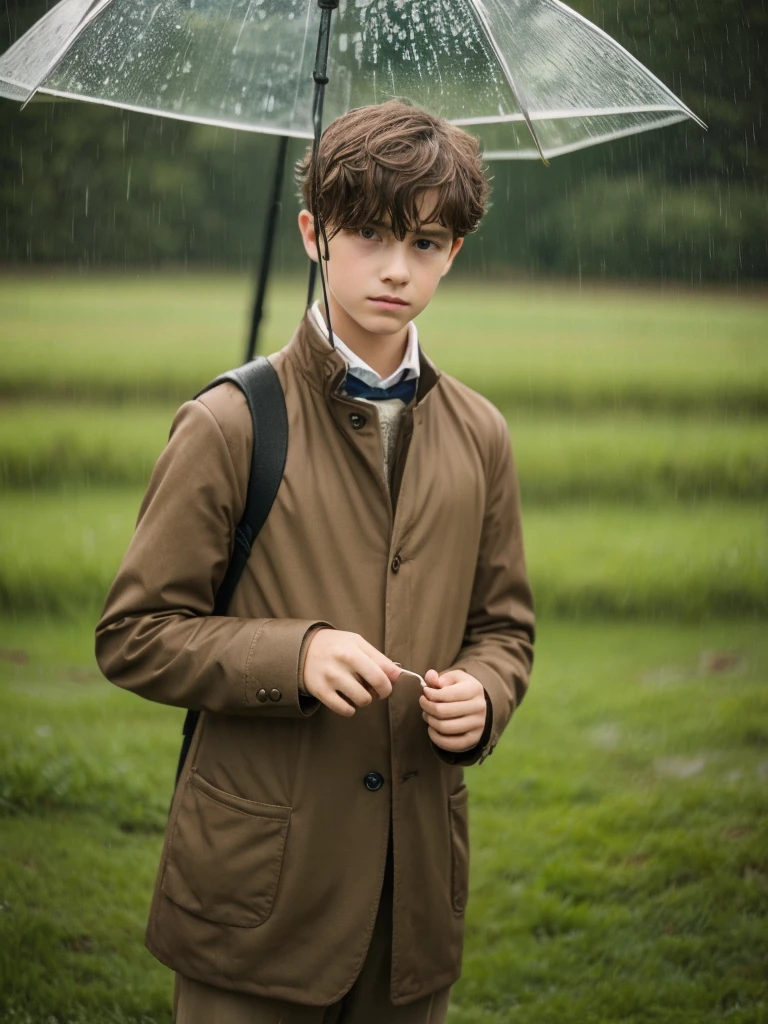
[285,309,441,404]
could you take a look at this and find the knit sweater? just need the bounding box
[355,396,408,489]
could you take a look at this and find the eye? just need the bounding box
[414,238,438,251]
[359,226,379,240]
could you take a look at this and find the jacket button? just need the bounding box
[391,554,402,573]
[269,688,282,702]
[349,413,366,430]
[256,688,269,703]
[364,771,384,792]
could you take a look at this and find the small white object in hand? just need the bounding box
[398,668,428,690]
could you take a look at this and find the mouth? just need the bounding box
[368,296,409,309]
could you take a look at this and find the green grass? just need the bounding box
[526,502,768,618]
[1,489,766,618]
[2,402,768,502]
[0,402,174,490]
[1,272,766,1020]
[507,411,768,504]
[1,274,766,412]
[1,616,766,1023]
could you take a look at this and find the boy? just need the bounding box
[96,100,535,1023]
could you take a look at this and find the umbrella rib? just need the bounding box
[20,0,118,109]
[545,0,706,130]
[483,111,690,160]
[13,85,317,138]
[467,0,550,165]
[451,104,698,126]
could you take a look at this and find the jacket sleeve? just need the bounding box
[434,409,535,766]
[95,392,327,718]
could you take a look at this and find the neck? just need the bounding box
[322,294,409,380]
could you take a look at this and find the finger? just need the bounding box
[419,695,485,719]
[343,648,393,699]
[427,726,482,752]
[423,713,484,736]
[422,681,478,703]
[355,638,400,681]
[437,670,471,687]
[331,672,375,708]
[424,668,442,687]
[320,690,357,717]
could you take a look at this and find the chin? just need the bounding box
[368,321,408,338]
[359,310,410,332]
[332,298,410,337]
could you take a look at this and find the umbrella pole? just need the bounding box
[306,259,318,309]
[307,0,339,345]
[246,133,289,362]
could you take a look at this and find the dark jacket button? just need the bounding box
[364,772,384,791]
[391,554,402,573]
[349,413,366,429]
[256,688,269,703]
[269,688,282,702]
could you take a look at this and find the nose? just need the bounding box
[380,242,411,286]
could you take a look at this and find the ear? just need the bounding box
[441,236,464,277]
[297,209,319,264]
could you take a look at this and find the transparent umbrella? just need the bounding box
[0,0,705,354]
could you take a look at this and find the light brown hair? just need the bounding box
[296,100,489,241]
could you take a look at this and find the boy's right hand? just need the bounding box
[302,629,399,716]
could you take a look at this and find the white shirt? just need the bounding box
[310,301,420,388]
[309,301,418,489]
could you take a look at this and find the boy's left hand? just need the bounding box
[419,670,487,753]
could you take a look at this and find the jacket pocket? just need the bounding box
[162,769,291,928]
[449,786,470,915]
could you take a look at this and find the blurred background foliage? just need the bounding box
[1,0,766,283]
[1,4,767,1021]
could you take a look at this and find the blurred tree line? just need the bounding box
[1,0,765,283]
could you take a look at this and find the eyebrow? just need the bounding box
[369,220,453,242]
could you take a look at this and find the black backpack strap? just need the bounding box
[174,356,288,787]
[198,358,289,616]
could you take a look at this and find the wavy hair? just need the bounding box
[296,100,490,241]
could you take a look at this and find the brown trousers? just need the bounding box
[173,844,451,1024]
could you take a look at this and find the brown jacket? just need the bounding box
[95,312,535,1006]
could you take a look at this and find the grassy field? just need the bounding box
[1,490,766,618]
[1,274,766,411]
[1,617,766,1023]
[0,273,766,1022]
[2,403,767,501]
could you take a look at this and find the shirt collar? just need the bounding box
[310,301,420,389]
[283,309,442,406]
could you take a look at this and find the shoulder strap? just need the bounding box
[175,356,287,789]
[195,357,288,615]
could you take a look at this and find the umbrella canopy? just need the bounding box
[0,0,703,162]
[0,0,705,358]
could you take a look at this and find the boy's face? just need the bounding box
[298,189,463,346]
